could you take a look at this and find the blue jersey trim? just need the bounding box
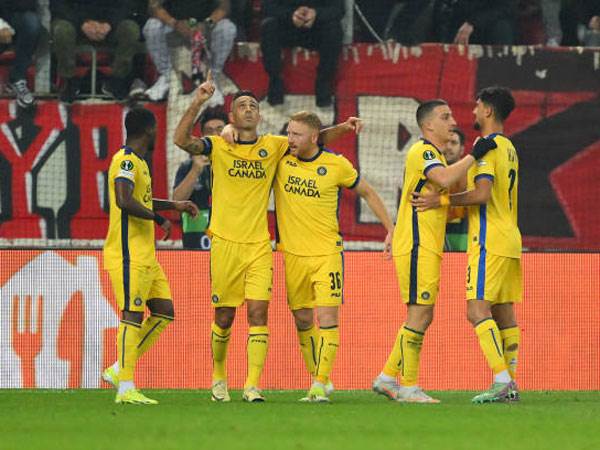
[200,137,213,155]
[423,162,444,175]
[348,174,361,190]
[298,149,323,162]
[115,177,134,186]
[237,137,259,145]
[474,174,494,182]
[476,205,487,299]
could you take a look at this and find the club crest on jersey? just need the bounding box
[211,294,219,303]
[421,291,431,300]
[258,149,268,158]
[134,297,143,307]
[423,150,435,161]
[120,160,134,171]
[317,166,327,176]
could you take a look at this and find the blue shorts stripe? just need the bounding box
[121,212,131,311]
[476,205,487,299]
[340,251,345,305]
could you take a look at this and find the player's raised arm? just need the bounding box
[174,72,216,155]
[353,178,394,258]
[319,116,363,145]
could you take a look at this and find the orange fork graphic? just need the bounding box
[12,295,43,388]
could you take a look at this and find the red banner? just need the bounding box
[0,44,599,249]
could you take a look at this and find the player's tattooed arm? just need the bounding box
[174,73,216,155]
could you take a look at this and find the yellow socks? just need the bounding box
[211,322,232,382]
[475,318,508,375]
[136,314,173,358]
[500,326,520,379]
[297,325,318,376]
[315,326,340,384]
[382,328,403,378]
[117,320,141,382]
[383,325,424,386]
[245,326,269,388]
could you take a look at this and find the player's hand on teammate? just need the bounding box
[342,117,363,135]
[411,191,441,212]
[383,230,393,259]
[174,200,199,217]
[471,137,497,160]
[221,124,239,144]
[195,70,215,103]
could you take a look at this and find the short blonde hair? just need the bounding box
[289,111,322,131]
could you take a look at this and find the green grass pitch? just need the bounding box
[1,390,599,450]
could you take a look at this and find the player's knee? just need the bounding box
[121,310,143,324]
[293,310,314,331]
[215,307,236,329]
[467,308,488,326]
[247,306,268,326]
[147,299,174,319]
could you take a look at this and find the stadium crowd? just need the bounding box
[0,0,598,108]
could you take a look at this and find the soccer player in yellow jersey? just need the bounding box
[101,107,198,405]
[412,87,521,403]
[372,99,497,403]
[274,111,394,402]
[174,73,361,402]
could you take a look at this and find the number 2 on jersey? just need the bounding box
[508,169,517,210]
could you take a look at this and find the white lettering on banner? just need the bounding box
[356,96,421,223]
[0,252,118,388]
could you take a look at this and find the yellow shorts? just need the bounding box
[107,261,172,312]
[210,235,273,307]
[284,252,344,311]
[466,250,522,303]
[394,247,441,305]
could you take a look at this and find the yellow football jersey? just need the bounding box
[467,134,521,258]
[202,134,288,243]
[393,139,449,256]
[274,148,359,256]
[103,147,155,269]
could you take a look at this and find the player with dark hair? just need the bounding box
[173,106,229,249]
[412,86,521,403]
[372,99,496,403]
[174,73,362,403]
[102,107,198,404]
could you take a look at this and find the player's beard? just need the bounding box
[473,121,481,131]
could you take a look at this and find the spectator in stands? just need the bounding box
[51,0,141,103]
[142,0,237,104]
[172,106,227,249]
[261,0,344,107]
[560,0,600,46]
[432,0,516,45]
[0,0,42,108]
[540,0,563,45]
[442,128,468,252]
